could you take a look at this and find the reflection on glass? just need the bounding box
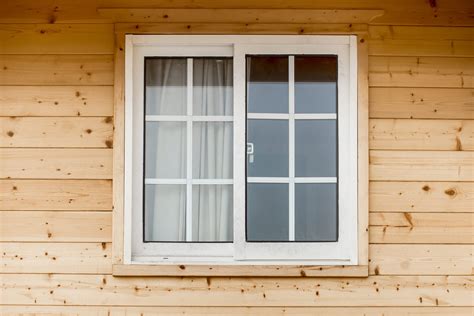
[247,119,289,177]
[145,122,186,179]
[192,185,233,241]
[145,58,187,115]
[295,183,337,241]
[144,184,186,241]
[295,56,337,113]
[295,120,336,177]
[193,122,233,179]
[193,58,233,116]
[247,56,288,113]
[247,183,289,241]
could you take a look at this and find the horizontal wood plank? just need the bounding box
[369,26,474,41]
[1,306,472,316]
[369,88,474,119]
[369,244,473,275]
[0,86,114,117]
[0,55,114,85]
[369,56,473,88]
[0,179,112,211]
[369,151,474,182]
[1,274,471,306]
[0,211,112,242]
[0,148,112,179]
[0,242,112,274]
[370,182,474,213]
[369,212,474,244]
[0,117,113,148]
[0,24,114,54]
[369,40,474,57]
[98,8,384,24]
[369,119,473,151]
[113,264,368,278]
[115,22,368,35]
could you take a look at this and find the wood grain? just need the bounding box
[0,179,112,211]
[369,88,474,119]
[0,242,112,274]
[0,117,113,148]
[0,148,112,179]
[0,211,112,242]
[370,182,474,213]
[369,151,474,182]
[0,55,114,85]
[1,274,471,306]
[369,212,474,244]
[369,57,473,88]
[0,86,114,117]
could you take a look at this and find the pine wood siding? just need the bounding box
[0,0,473,314]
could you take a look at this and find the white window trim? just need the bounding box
[124,35,358,265]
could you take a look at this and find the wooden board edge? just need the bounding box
[112,264,369,278]
[112,31,126,265]
[357,32,369,267]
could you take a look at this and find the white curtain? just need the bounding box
[145,58,233,242]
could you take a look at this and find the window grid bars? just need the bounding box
[185,58,193,242]
[288,56,295,241]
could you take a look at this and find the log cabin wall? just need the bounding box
[0,0,472,314]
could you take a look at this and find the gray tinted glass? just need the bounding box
[295,120,336,177]
[247,119,289,177]
[145,58,187,115]
[193,58,233,116]
[247,183,289,241]
[145,122,186,179]
[192,185,233,242]
[144,184,186,242]
[295,56,337,113]
[295,183,337,241]
[247,56,288,113]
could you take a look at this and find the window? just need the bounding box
[125,35,358,265]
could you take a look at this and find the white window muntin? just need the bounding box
[125,35,358,264]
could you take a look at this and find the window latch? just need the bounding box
[247,142,254,163]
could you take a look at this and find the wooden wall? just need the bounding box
[0,0,472,314]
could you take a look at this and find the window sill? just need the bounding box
[112,263,369,277]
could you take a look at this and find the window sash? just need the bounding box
[125,35,358,264]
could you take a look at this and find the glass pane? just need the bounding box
[192,185,233,242]
[247,119,289,177]
[247,183,289,241]
[144,184,186,242]
[145,58,187,115]
[193,58,233,116]
[295,184,337,241]
[247,56,288,113]
[295,56,337,113]
[295,120,336,177]
[193,122,233,179]
[145,122,186,179]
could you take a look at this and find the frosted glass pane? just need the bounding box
[145,122,186,178]
[193,122,233,179]
[144,184,186,242]
[247,183,289,241]
[295,184,337,241]
[145,58,187,115]
[295,120,336,177]
[193,58,233,116]
[247,119,289,177]
[295,56,337,113]
[192,185,233,242]
[247,56,288,113]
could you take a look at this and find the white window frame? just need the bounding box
[124,35,358,265]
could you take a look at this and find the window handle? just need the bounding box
[247,142,254,163]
